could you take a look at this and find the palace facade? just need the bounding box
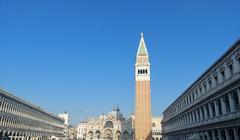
[152,117,162,140]
[162,39,240,140]
[0,88,65,140]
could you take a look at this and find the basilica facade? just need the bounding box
[77,107,134,140]
[77,107,162,140]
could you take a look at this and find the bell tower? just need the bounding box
[134,33,152,140]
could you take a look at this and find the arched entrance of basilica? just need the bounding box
[103,129,113,140]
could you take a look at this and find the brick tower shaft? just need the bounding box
[135,33,152,140]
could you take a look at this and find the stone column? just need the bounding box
[214,100,220,117]
[189,113,192,124]
[180,118,182,126]
[184,116,186,125]
[196,110,199,122]
[209,103,213,118]
[179,118,181,126]
[193,112,196,123]
[200,132,203,140]
[188,114,191,124]
[185,115,188,125]
[191,112,194,124]
[206,132,210,140]
[195,111,198,123]
[0,102,3,111]
[217,129,222,140]
[221,97,227,115]
[228,93,235,112]
[225,129,230,140]
[204,106,208,119]
[233,127,239,140]
[200,108,203,121]
[186,115,189,125]
[212,130,217,140]
[233,57,239,73]
[237,89,240,108]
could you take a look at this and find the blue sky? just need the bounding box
[0,0,240,125]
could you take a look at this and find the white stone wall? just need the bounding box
[0,88,65,140]
[162,39,240,140]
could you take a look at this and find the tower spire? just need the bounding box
[137,33,149,56]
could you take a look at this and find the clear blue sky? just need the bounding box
[0,0,240,125]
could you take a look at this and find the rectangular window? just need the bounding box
[201,107,205,120]
[214,76,218,86]
[206,105,210,118]
[204,84,207,93]
[218,99,222,115]
[228,64,233,77]
[238,58,240,69]
[221,71,225,82]
[197,109,200,121]
[225,96,230,113]
[208,80,212,90]
[211,102,216,117]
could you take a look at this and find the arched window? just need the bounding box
[104,121,114,128]
[88,131,94,139]
[123,131,129,140]
[152,123,156,127]
[95,131,101,139]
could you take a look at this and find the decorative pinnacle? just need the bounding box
[141,32,144,37]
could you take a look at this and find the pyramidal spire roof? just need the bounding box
[137,33,148,56]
